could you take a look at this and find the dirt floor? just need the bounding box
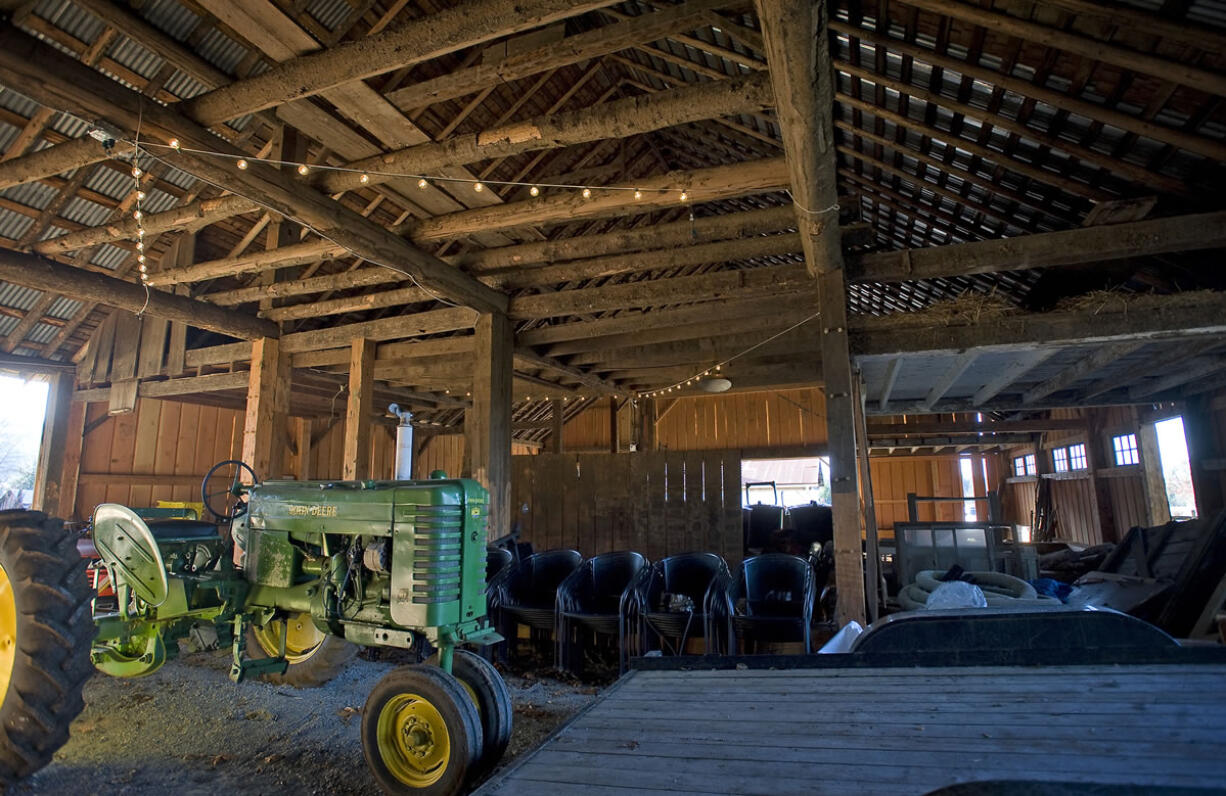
[18,646,603,795]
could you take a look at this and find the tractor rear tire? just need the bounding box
[429,649,513,782]
[362,664,482,795]
[0,510,94,785]
[246,611,357,688]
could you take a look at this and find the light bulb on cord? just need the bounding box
[169,139,180,150]
[473,182,485,193]
[418,178,428,189]
[529,185,540,197]
[634,189,642,200]
[359,173,369,184]
[581,187,592,199]
[297,163,310,175]
[679,191,689,202]
[237,159,248,170]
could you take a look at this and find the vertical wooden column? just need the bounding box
[242,337,290,480]
[1086,410,1118,543]
[819,269,868,627]
[609,396,620,453]
[636,397,658,452]
[32,370,84,518]
[296,417,314,481]
[852,371,880,622]
[550,397,564,454]
[1183,395,1225,518]
[344,338,376,480]
[1138,420,1171,525]
[467,312,513,539]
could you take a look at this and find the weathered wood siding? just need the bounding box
[870,453,1003,537]
[511,450,743,566]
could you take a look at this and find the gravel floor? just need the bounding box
[17,648,602,796]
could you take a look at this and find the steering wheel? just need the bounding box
[201,459,260,521]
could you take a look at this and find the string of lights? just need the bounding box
[135,138,695,204]
[638,309,823,399]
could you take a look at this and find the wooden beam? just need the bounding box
[32,371,80,518]
[177,0,619,125]
[33,195,257,256]
[467,312,514,539]
[877,356,901,411]
[0,137,134,192]
[755,0,841,275]
[867,419,1085,436]
[919,352,977,410]
[972,350,1057,406]
[1129,357,1226,400]
[0,24,506,315]
[550,397,564,454]
[1022,343,1144,405]
[242,337,290,480]
[386,0,731,111]
[0,246,278,340]
[343,338,376,480]
[637,397,658,451]
[0,351,76,375]
[852,211,1226,284]
[1138,420,1171,526]
[902,0,1226,97]
[852,293,1226,357]
[608,396,620,454]
[399,157,790,240]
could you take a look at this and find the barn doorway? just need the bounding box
[0,374,49,510]
[1155,416,1197,519]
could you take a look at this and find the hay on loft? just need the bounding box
[1052,288,1220,316]
[874,290,1017,328]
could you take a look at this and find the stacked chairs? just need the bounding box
[744,504,784,554]
[624,553,731,669]
[784,502,834,554]
[555,551,648,676]
[718,554,815,654]
[489,549,583,660]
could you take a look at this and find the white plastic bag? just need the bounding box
[924,580,988,609]
[817,620,863,653]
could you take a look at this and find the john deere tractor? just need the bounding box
[0,460,512,796]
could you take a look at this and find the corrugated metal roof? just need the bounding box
[0,283,42,312]
[107,37,167,83]
[46,296,83,320]
[0,315,19,338]
[0,181,60,210]
[307,0,353,32]
[59,195,112,226]
[163,70,210,100]
[0,123,19,153]
[31,0,107,44]
[0,208,34,241]
[139,0,202,41]
[25,322,60,345]
[0,87,39,117]
[141,188,178,214]
[160,164,199,191]
[84,166,132,201]
[193,27,249,75]
[89,243,129,271]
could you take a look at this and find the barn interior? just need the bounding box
[2,0,1226,793]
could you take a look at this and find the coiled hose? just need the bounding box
[898,570,1061,610]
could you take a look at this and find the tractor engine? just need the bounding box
[233,475,493,652]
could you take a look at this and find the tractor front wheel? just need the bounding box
[0,510,93,785]
[429,649,513,782]
[362,664,482,795]
[246,611,356,688]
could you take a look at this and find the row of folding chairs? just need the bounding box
[486,549,818,675]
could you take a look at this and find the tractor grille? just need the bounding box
[400,504,463,605]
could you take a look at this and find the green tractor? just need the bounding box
[0,460,512,795]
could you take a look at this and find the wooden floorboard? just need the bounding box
[477,664,1226,795]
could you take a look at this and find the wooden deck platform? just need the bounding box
[478,664,1226,795]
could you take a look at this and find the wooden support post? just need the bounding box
[550,397,564,454]
[1086,410,1118,543]
[296,417,313,481]
[1183,396,1225,518]
[467,312,513,540]
[344,338,376,480]
[242,337,290,480]
[821,270,868,628]
[637,398,658,452]
[852,371,880,623]
[32,371,83,519]
[609,396,620,453]
[1138,420,1171,526]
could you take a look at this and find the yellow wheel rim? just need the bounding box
[376,693,451,787]
[252,612,325,664]
[0,563,15,699]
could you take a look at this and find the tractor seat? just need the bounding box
[145,519,220,541]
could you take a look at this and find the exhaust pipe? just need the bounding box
[388,403,414,480]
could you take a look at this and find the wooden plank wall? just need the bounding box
[511,450,743,567]
[870,453,1001,537]
[998,405,1151,545]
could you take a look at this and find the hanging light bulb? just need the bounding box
[136,241,144,251]
[359,173,370,184]
[679,190,689,202]
[581,187,592,199]
[131,166,142,178]
[135,190,146,201]
[473,182,485,193]
[138,263,147,273]
[137,254,146,263]
[634,189,643,200]
[529,185,540,197]
[418,178,428,189]
[237,159,249,170]
[297,163,310,176]
[132,209,142,220]
[168,139,180,150]
[137,228,144,238]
